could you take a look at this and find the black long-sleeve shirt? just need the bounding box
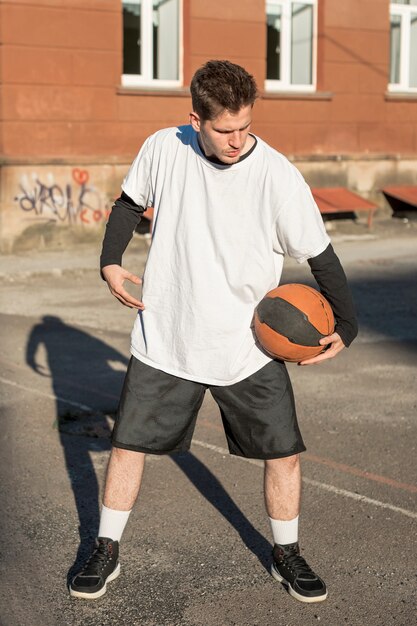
[307,244,358,346]
[100,192,145,268]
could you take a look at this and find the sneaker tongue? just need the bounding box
[97,538,113,554]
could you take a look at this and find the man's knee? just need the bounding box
[110,446,145,463]
[265,453,300,472]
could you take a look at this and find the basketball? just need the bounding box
[254,283,335,362]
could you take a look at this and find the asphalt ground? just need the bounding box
[0,218,416,626]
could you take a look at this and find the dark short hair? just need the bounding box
[190,60,258,121]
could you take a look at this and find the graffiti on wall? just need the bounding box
[14,169,111,225]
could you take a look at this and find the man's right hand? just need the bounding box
[101,264,145,309]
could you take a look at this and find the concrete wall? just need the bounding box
[296,155,417,213]
[0,161,127,251]
[2,154,415,251]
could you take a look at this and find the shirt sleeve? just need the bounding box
[308,243,358,347]
[100,136,154,272]
[274,181,331,263]
[100,192,145,271]
[121,136,154,207]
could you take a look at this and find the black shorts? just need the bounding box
[112,357,306,460]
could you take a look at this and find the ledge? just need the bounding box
[260,90,333,101]
[2,153,417,167]
[385,91,417,102]
[117,86,190,97]
[117,86,333,100]
[0,156,132,166]
[290,153,417,163]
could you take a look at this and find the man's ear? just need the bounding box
[189,112,201,132]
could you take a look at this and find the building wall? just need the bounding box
[0,0,416,249]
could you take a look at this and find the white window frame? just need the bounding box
[389,2,417,93]
[265,0,317,92]
[122,0,183,88]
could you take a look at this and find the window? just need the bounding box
[389,1,417,92]
[122,0,181,87]
[266,0,317,92]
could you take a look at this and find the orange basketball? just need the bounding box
[254,283,335,362]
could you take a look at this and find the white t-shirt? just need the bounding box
[122,125,330,385]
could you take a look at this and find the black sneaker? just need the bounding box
[271,542,327,603]
[69,537,120,599]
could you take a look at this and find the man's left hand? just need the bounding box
[298,332,345,366]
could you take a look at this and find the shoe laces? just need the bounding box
[280,545,315,578]
[81,541,111,576]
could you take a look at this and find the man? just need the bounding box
[70,60,357,603]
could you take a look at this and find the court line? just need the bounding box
[192,439,417,521]
[0,354,121,403]
[0,376,92,412]
[303,453,417,495]
[198,417,417,495]
[1,375,416,519]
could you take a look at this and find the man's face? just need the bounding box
[190,105,253,164]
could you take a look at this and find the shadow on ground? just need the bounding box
[24,316,271,585]
[25,316,128,583]
[172,453,271,571]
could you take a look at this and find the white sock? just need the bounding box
[98,505,132,542]
[269,515,299,546]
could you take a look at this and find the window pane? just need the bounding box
[390,14,401,83]
[153,0,179,80]
[266,3,282,80]
[291,3,313,85]
[410,14,417,86]
[123,1,141,75]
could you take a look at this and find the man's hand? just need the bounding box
[102,264,144,309]
[298,332,345,366]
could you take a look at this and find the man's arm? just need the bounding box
[300,243,358,365]
[100,191,145,268]
[100,192,146,309]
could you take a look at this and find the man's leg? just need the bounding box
[69,448,145,600]
[103,447,145,509]
[265,454,327,604]
[264,454,301,521]
[97,447,145,540]
[70,358,205,600]
[210,360,327,603]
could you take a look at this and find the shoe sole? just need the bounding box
[271,563,328,604]
[69,563,121,600]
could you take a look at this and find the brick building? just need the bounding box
[0,0,416,250]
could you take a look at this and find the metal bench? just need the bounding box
[311,187,378,229]
[382,185,417,219]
